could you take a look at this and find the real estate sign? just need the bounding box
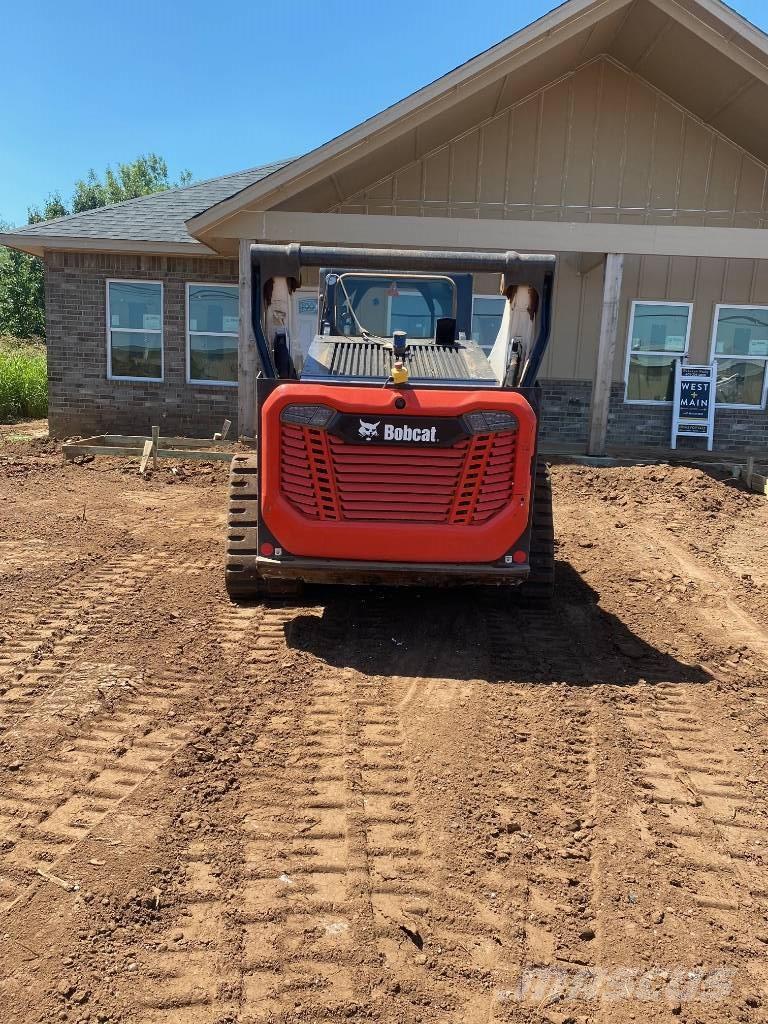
[671,362,716,451]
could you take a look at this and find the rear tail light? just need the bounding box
[462,410,518,434]
[280,404,335,427]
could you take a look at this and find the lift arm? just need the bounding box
[250,243,556,384]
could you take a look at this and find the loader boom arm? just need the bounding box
[250,243,556,386]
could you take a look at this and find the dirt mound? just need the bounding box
[560,462,753,519]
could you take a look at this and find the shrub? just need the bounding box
[0,336,48,421]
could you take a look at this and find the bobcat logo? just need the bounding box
[358,419,380,441]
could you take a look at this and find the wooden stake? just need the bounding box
[151,425,159,471]
[138,439,153,475]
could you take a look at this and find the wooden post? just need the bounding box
[238,238,258,441]
[587,253,624,457]
[151,425,159,470]
[138,439,153,476]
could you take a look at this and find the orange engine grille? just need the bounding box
[279,423,517,525]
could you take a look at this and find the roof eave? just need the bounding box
[185,0,768,242]
[185,0,625,238]
[0,234,220,258]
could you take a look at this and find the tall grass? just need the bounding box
[0,335,48,422]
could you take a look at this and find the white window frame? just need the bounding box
[623,299,693,405]
[186,282,239,387]
[471,294,507,351]
[708,303,768,410]
[106,279,164,382]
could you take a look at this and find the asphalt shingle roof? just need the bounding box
[8,160,291,244]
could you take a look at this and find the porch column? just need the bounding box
[587,253,624,456]
[238,238,258,441]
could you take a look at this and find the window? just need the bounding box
[710,305,768,408]
[472,295,506,354]
[334,275,454,339]
[107,280,163,381]
[187,284,239,385]
[624,301,692,403]
[387,285,453,338]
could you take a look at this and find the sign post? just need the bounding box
[671,362,717,451]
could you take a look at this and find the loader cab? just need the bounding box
[298,270,497,386]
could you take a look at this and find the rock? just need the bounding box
[71,989,89,1004]
[652,910,664,924]
[57,980,76,998]
[140,889,161,910]
[579,928,596,941]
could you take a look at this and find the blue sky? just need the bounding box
[2,0,767,227]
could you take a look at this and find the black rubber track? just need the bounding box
[516,459,555,606]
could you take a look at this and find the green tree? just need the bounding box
[72,154,192,212]
[0,155,192,339]
[27,193,69,225]
[0,218,45,338]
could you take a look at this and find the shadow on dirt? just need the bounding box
[282,559,711,687]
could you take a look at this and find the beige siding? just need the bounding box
[333,57,768,229]
[480,253,768,382]
[610,255,768,382]
[323,54,768,385]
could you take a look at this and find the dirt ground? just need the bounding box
[1,423,768,1024]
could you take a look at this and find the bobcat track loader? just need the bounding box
[226,244,556,602]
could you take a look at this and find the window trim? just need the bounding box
[623,299,693,405]
[708,302,768,410]
[106,278,164,383]
[185,282,239,387]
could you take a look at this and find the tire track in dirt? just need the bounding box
[0,553,167,733]
[481,600,603,1020]
[238,622,363,1020]
[128,602,355,1023]
[636,524,768,669]
[0,662,194,914]
[323,602,521,1023]
[622,683,768,1011]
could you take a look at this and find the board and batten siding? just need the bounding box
[323,56,768,385]
[332,56,768,228]
[479,255,768,383]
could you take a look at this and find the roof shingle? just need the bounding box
[7,160,291,245]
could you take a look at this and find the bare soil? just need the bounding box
[1,431,768,1024]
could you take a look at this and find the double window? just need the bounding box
[710,305,768,408]
[105,281,239,386]
[624,301,692,403]
[624,300,768,408]
[186,284,239,385]
[107,280,163,381]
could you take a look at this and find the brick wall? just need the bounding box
[540,380,768,452]
[44,251,239,438]
[43,253,768,452]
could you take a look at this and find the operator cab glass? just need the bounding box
[334,274,455,339]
